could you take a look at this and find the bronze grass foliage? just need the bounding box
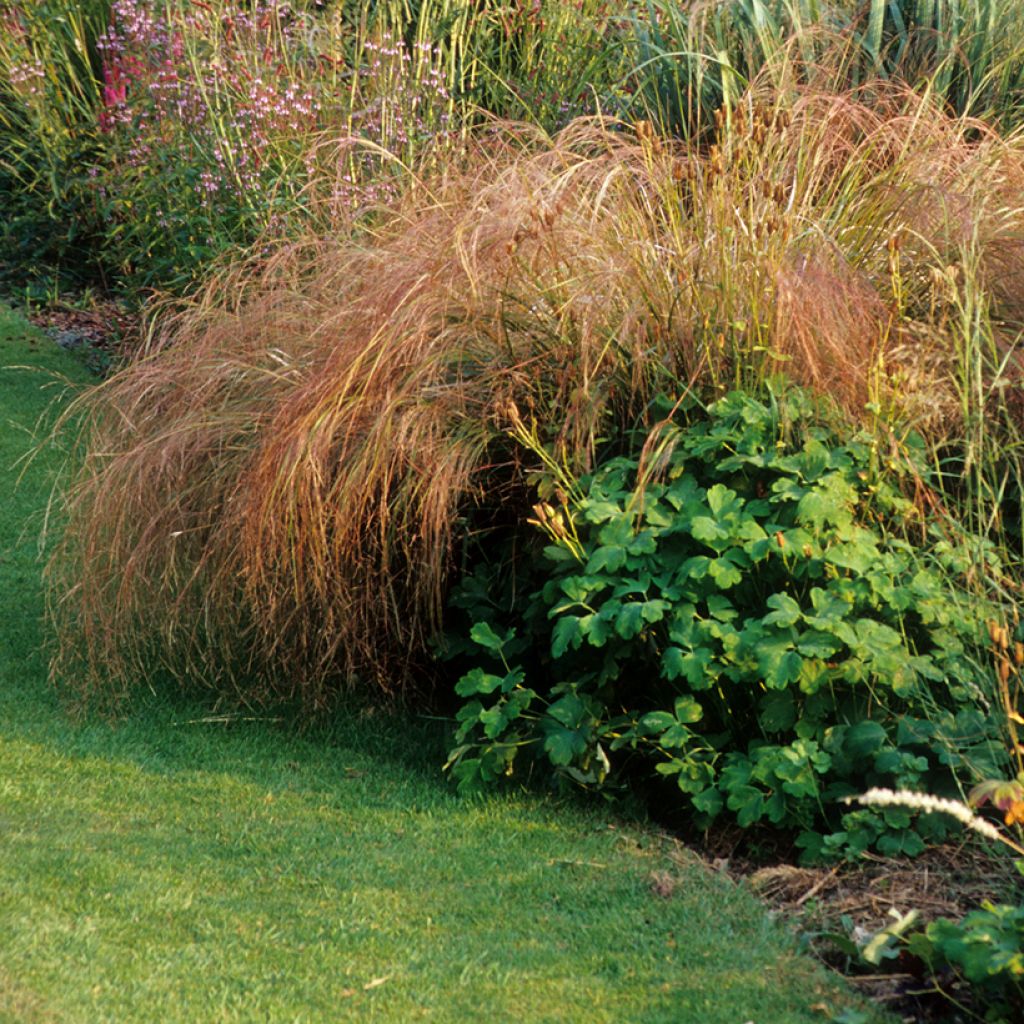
[48,84,1024,712]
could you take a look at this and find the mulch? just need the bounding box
[718,840,1021,1022]
[22,296,143,373]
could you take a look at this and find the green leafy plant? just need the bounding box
[446,388,1007,857]
[907,894,1024,1021]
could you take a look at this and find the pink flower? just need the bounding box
[99,64,129,132]
[102,60,129,105]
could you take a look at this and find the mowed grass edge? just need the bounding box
[0,305,886,1023]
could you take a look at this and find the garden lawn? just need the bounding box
[0,305,886,1023]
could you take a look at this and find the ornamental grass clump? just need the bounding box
[48,83,1024,713]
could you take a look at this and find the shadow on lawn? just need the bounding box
[0,314,453,807]
[0,661,460,808]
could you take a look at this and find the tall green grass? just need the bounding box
[0,0,108,292]
[627,0,1024,137]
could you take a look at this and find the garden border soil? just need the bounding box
[719,840,1020,1022]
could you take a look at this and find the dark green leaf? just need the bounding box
[796,630,839,658]
[758,691,797,732]
[763,592,802,627]
[578,613,612,648]
[843,721,888,759]
[455,668,506,697]
[469,621,508,653]
[692,787,723,816]
[587,544,628,574]
[639,711,676,733]
[551,616,582,658]
[615,602,646,639]
[543,728,587,766]
[548,693,586,728]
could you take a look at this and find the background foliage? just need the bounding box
[5,0,1024,295]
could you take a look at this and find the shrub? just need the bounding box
[48,87,1024,716]
[444,388,1007,857]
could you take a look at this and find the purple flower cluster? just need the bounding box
[85,0,457,263]
[93,0,326,212]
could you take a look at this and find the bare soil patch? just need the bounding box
[719,840,1020,1022]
